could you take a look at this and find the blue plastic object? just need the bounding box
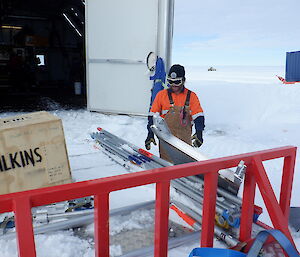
[149,57,167,107]
[188,229,299,257]
[128,155,142,165]
[252,213,260,223]
[247,230,299,257]
[188,248,246,257]
[222,210,240,228]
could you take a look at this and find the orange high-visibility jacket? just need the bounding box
[150,88,204,120]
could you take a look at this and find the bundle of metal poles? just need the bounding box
[90,128,258,247]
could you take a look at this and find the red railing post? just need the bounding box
[280,151,296,219]
[94,193,110,257]
[0,146,296,257]
[252,157,294,242]
[240,162,256,242]
[13,196,36,257]
[154,181,170,257]
[201,171,218,247]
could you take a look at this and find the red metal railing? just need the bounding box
[0,146,297,257]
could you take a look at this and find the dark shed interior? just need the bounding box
[0,0,86,111]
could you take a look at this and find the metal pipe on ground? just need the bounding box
[186,176,243,206]
[171,180,233,217]
[92,130,173,167]
[171,200,240,247]
[93,133,162,170]
[93,130,243,229]
[120,232,201,257]
[0,201,155,240]
[177,177,239,211]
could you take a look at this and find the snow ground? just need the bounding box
[1,65,300,256]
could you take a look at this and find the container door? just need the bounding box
[86,0,174,115]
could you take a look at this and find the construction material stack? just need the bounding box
[90,119,261,248]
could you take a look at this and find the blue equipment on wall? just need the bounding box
[149,57,168,108]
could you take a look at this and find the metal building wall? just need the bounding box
[86,0,174,116]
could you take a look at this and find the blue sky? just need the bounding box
[172,0,300,66]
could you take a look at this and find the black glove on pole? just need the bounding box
[145,132,157,150]
[192,130,203,148]
[192,115,205,147]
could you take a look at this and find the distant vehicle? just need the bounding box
[208,66,216,71]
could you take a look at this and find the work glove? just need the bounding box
[191,130,203,148]
[145,132,157,150]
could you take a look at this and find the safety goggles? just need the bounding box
[167,78,183,85]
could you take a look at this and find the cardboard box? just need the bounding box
[0,111,72,195]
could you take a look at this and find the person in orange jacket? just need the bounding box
[145,64,205,162]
